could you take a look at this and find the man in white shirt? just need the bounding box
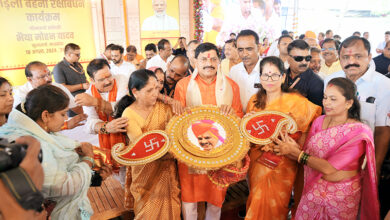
[141,0,179,31]
[14,61,86,129]
[324,36,390,178]
[109,45,136,81]
[97,43,115,62]
[75,58,129,185]
[278,34,293,69]
[376,31,390,54]
[146,39,173,72]
[216,0,264,47]
[228,29,261,112]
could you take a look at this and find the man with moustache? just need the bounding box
[286,40,324,106]
[324,37,390,217]
[309,47,326,79]
[192,120,225,151]
[160,54,189,98]
[146,39,174,72]
[278,34,293,69]
[14,61,86,129]
[320,38,342,76]
[228,29,261,113]
[109,45,136,80]
[174,43,243,220]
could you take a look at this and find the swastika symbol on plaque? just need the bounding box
[251,120,270,135]
[144,138,160,152]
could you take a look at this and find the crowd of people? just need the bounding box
[0,27,390,220]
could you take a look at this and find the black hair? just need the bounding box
[334,34,341,39]
[126,45,137,53]
[229,33,236,37]
[195,42,220,59]
[254,56,290,109]
[287,39,310,54]
[281,30,289,35]
[25,61,46,77]
[318,32,325,37]
[310,47,321,54]
[64,43,80,54]
[322,38,340,50]
[157,39,170,51]
[327,77,360,121]
[0,77,10,87]
[225,39,237,47]
[237,29,259,45]
[353,31,361,36]
[338,36,371,55]
[16,84,69,122]
[105,43,115,51]
[298,34,305,40]
[386,31,390,35]
[110,44,124,54]
[86,58,110,79]
[326,30,333,35]
[187,40,200,47]
[145,43,157,53]
[278,35,293,45]
[114,69,157,118]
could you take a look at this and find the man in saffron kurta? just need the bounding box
[174,43,243,220]
[75,59,129,184]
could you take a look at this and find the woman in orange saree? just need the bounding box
[245,56,321,220]
[114,69,181,220]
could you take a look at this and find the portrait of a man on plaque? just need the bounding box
[188,119,226,151]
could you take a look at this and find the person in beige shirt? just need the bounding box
[320,38,342,76]
[221,39,241,75]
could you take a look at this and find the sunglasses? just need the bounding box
[290,55,312,62]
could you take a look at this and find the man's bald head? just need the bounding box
[166,55,189,86]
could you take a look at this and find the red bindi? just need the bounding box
[207,53,210,58]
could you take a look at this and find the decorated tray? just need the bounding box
[240,110,298,145]
[111,130,170,166]
[165,105,250,170]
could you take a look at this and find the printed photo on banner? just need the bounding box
[139,0,180,38]
[187,119,226,151]
[202,0,282,47]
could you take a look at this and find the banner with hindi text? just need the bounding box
[0,0,96,86]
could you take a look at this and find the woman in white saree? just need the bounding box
[0,85,97,220]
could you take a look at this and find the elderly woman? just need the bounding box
[0,85,111,220]
[274,77,379,220]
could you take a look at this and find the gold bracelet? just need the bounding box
[297,151,304,163]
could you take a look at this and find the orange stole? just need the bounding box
[244,93,321,220]
[91,80,126,165]
[174,75,244,207]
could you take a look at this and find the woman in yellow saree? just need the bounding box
[245,56,321,220]
[114,69,181,219]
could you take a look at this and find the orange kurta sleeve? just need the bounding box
[173,77,190,106]
[226,77,244,118]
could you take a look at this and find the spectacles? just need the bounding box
[321,48,336,51]
[35,72,52,80]
[290,55,312,62]
[260,73,282,81]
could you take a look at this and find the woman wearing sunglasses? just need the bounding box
[245,56,321,220]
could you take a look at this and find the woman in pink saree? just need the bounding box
[274,77,379,220]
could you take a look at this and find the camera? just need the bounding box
[0,138,42,172]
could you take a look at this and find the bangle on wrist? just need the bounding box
[99,122,109,134]
[297,151,304,163]
[82,156,95,168]
[61,121,68,130]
